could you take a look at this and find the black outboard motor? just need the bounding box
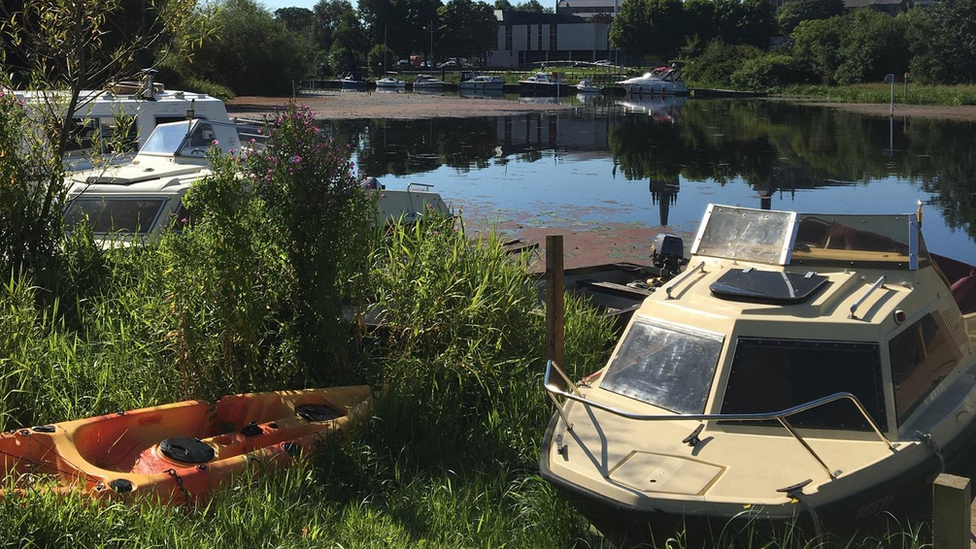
[651,234,685,277]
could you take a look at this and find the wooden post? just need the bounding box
[545,235,565,372]
[932,473,971,549]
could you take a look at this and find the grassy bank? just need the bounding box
[777,83,976,106]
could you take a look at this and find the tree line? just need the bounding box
[609,0,976,88]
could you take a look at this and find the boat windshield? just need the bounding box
[141,121,192,154]
[65,196,167,234]
[599,318,724,414]
[692,204,927,270]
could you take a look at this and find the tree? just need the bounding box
[494,0,515,9]
[358,0,442,58]
[368,44,395,75]
[776,0,845,34]
[312,0,356,52]
[186,0,314,95]
[908,0,976,83]
[437,0,499,60]
[610,0,686,60]
[835,9,908,83]
[737,0,776,48]
[791,16,843,84]
[515,0,550,12]
[0,0,206,273]
[276,7,315,34]
[329,10,368,72]
[683,0,717,47]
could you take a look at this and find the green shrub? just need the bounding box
[682,39,764,88]
[731,53,811,90]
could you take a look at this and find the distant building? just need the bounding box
[555,0,621,19]
[487,11,611,68]
[843,0,913,13]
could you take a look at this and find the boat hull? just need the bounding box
[519,82,567,96]
[459,81,504,91]
[0,387,372,503]
[539,412,976,546]
[621,83,688,96]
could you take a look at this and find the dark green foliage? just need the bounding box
[610,0,687,59]
[682,39,764,88]
[776,0,845,34]
[907,0,976,83]
[329,9,369,73]
[358,0,442,62]
[275,6,315,33]
[176,0,314,95]
[790,16,844,84]
[437,0,499,60]
[731,52,811,89]
[368,44,395,75]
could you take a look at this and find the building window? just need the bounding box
[505,25,512,51]
[889,313,961,424]
[550,24,557,51]
[538,25,543,51]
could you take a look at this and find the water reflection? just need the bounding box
[321,99,976,260]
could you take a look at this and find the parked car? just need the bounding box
[394,59,411,69]
[438,58,461,69]
[594,59,612,66]
[421,60,435,69]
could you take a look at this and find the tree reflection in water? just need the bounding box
[318,99,976,245]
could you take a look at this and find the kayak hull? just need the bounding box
[0,386,372,503]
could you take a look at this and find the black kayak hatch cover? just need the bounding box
[159,438,215,464]
[296,404,341,422]
[709,268,828,304]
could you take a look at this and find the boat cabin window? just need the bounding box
[889,313,961,425]
[65,118,99,152]
[722,338,886,430]
[179,122,217,156]
[600,318,723,414]
[65,197,167,235]
[791,214,922,269]
[695,206,794,264]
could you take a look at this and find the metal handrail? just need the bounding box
[543,360,895,480]
[849,275,887,319]
[665,262,705,299]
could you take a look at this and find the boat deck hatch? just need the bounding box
[709,268,828,304]
[608,452,723,495]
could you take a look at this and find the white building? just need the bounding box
[555,0,621,19]
[486,11,611,68]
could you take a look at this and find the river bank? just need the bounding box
[227,92,572,120]
[780,99,976,122]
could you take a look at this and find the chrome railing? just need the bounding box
[544,360,895,480]
[849,275,887,319]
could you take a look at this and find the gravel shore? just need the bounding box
[227,92,572,120]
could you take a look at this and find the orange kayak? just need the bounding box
[0,386,372,503]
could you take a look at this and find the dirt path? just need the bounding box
[227,92,572,121]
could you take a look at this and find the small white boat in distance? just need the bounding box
[519,72,566,95]
[412,75,445,89]
[458,72,505,92]
[339,74,366,89]
[617,67,688,96]
[375,77,406,88]
[576,79,601,93]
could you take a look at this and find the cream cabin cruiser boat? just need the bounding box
[541,204,976,543]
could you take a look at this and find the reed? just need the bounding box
[778,83,976,106]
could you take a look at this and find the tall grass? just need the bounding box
[778,83,976,106]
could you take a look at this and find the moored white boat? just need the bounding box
[375,77,406,89]
[542,203,976,544]
[412,74,445,89]
[519,72,567,96]
[458,72,505,92]
[616,67,688,96]
[576,79,601,93]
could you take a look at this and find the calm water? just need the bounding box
[321,97,976,263]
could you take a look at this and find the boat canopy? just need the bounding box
[691,204,927,270]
